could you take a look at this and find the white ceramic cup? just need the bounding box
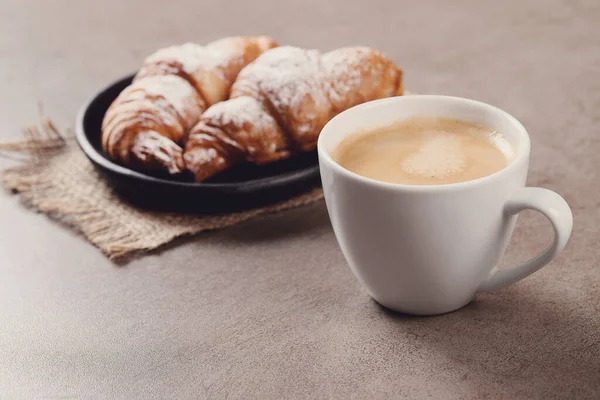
[318,95,573,315]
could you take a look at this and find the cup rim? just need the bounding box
[317,95,531,192]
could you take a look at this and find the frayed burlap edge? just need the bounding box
[0,121,324,259]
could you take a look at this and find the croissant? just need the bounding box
[101,36,277,174]
[184,46,403,181]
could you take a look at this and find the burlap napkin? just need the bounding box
[0,121,323,259]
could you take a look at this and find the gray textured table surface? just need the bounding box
[1,0,599,398]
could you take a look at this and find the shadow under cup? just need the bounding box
[317,95,533,315]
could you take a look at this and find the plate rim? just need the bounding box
[75,73,320,193]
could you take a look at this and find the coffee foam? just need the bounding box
[401,133,465,178]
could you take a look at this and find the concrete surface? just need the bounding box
[1,0,599,398]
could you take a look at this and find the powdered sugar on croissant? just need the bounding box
[137,36,277,106]
[102,75,204,174]
[102,36,277,175]
[231,47,334,151]
[322,47,403,112]
[185,96,290,181]
[184,45,403,181]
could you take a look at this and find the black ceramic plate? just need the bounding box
[76,74,321,212]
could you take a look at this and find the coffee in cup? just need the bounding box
[332,116,514,185]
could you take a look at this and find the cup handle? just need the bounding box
[478,187,573,292]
